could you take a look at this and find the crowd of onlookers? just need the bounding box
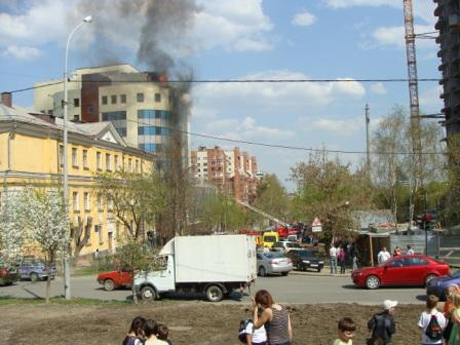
[123,285,460,345]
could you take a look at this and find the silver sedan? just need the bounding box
[256,251,293,277]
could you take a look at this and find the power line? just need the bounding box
[8,77,444,94]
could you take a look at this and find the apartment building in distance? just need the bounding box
[190,146,261,202]
[34,64,186,156]
[0,92,154,256]
[434,0,460,136]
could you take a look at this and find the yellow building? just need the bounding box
[0,93,155,256]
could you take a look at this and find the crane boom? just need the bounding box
[236,199,288,227]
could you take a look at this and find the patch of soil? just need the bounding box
[0,302,427,344]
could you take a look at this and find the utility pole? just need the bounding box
[403,0,423,229]
[365,103,371,175]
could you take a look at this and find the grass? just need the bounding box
[0,296,131,307]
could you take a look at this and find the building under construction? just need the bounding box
[434,0,460,136]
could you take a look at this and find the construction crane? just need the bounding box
[235,199,289,227]
[403,0,423,228]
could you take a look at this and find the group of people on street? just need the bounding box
[378,245,415,264]
[123,316,172,345]
[329,243,359,274]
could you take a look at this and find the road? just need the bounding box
[0,272,427,305]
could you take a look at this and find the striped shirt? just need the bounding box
[265,306,290,345]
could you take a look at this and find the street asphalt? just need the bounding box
[0,269,427,305]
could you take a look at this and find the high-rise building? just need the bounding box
[34,64,185,155]
[190,146,260,202]
[434,0,460,136]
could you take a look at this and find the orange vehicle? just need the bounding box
[241,230,263,247]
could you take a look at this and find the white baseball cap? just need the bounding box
[383,300,398,310]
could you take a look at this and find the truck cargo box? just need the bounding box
[160,235,257,283]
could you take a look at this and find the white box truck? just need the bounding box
[134,234,257,302]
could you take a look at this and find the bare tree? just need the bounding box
[69,216,93,263]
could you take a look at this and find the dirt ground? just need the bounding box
[0,301,429,345]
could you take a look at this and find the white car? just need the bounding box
[272,241,302,253]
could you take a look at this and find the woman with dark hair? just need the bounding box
[252,289,292,345]
[123,316,146,345]
[144,319,168,345]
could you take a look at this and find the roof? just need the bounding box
[0,102,137,151]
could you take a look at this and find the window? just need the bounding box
[72,192,79,212]
[120,94,127,103]
[73,115,80,122]
[72,148,78,167]
[59,145,64,167]
[73,98,80,107]
[107,198,113,212]
[111,95,117,104]
[102,96,108,105]
[97,194,103,212]
[102,111,126,121]
[137,93,144,102]
[106,153,111,171]
[155,93,161,102]
[128,158,132,172]
[114,156,119,171]
[48,110,53,115]
[97,152,102,170]
[87,106,94,115]
[82,149,88,169]
[135,160,140,172]
[95,225,103,244]
[84,192,90,211]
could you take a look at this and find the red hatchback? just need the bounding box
[351,255,450,289]
[97,269,132,291]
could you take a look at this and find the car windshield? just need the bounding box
[286,243,301,248]
[297,250,314,258]
[451,270,460,278]
[265,236,277,242]
[264,252,284,259]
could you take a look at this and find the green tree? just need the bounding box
[291,151,373,244]
[253,174,292,224]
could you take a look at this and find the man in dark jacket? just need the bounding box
[367,300,397,344]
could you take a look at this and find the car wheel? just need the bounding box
[365,275,380,289]
[103,279,115,291]
[425,274,437,286]
[205,285,224,302]
[317,268,321,273]
[258,266,266,277]
[30,273,38,282]
[140,286,157,301]
[281,272,289,276]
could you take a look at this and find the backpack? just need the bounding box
[238,319,253,343]
[425,314,443,341]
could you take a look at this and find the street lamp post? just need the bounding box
[63,15,92,300]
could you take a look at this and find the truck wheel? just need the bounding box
[140,286,157,301]
[206,285,224,302]
[104,279,115,291]
[281,272,289,276]
[30,273,38,282]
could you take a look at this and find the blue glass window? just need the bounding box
[102,111,126,121]
[139,143,157,152]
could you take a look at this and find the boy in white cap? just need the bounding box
[367,300,397,344]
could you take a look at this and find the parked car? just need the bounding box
[286,249,325,272]
[426,270,460,300]
[18,259,56,282]
[351,255,450,290]
[256,251,293,277]
[97,268,132,291]
[272,241,302,253]
[0,266,18,286]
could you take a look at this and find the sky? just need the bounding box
[0,0,443,190]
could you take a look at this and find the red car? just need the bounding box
[97,269,132,291]
[351,255,450,289]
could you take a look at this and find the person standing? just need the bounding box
[330,243,338,274]
[252,289,292,345]
[448,292,460,345]
[333,317,356,345]
[338,247,346,274]
[367,300,397,345]
[377,247,391,265]
[418,295,446,345]
[407,245,415,255]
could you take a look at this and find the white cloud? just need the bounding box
[370,82,387,95]
[371,25,436,50]
[2,45,41,60]
[292,11,317,27]
[217,116,295,140]
[324,0,436,25]
[300,117,365,136]
[419,85,443,109]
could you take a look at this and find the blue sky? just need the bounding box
[0,0,443,189]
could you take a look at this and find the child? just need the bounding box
[418,295,446,345]
[123,316,146,345]
[246,307,267,345]
[333,317,356,345]
[368,300,397,345]
[158,324,173,345]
